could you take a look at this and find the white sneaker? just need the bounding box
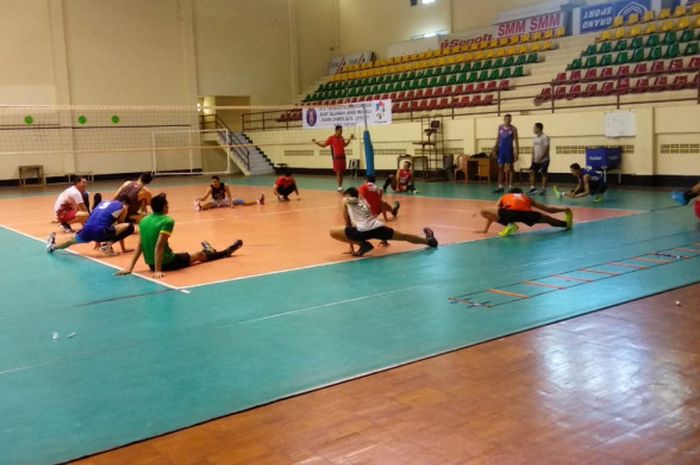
[99,242,117,256]
[46,233,56,254]
[194,199,202,212]
[337,186,343,192]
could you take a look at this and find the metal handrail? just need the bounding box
[199,114,251,170]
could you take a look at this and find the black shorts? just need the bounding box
[529,160,549,174]
[498,208,542,226]
[591,181,608,195]
[345,225,394,242]
[148,252,191,272]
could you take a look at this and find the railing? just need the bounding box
[241,70,700,131]
[199,114,251,171]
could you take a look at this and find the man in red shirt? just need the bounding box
[478,188,573,237]
[273,169,300,201]
[383,160,416,194]
[313,124,354,192]
[359,175,400,222]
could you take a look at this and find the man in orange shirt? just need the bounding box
[479,188,573,237]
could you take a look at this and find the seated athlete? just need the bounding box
[553,163,607,202]
[195,175,264,211]
[54,176,90,232]
[479,187,573,237]
[46,195,135,255]
[116,193,243,279]
[273,169,300,201]
[671,182,700,206]
[359,175,400,222]
[383,160,416,194]
[113,172,153,223]
[330,187,438,257]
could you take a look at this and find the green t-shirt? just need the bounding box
[139,213,175,266]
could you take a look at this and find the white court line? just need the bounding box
[0,224,182,291]
[176,204,340,226]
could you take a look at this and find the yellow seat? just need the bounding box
[474,50,485,60]
[486,48,496,59]
[489,39,499,49]
[508,36,519,46]
[627,13,639,25]
[517,44,528,55]
[644,22,657,34]
[448,46,459,55]
[555,26,566,37]
[541,40,553,51]
[446,55,456,64]
[613,16,624,27]
[673,5,686,17]
[614,27,626,39]
[463,52,473,62]
[529,42,541,52]
[459,45,470,53]
[531,31,542,41]
[658,8,671,20]
[692,3,700,15]
[478,41,489,50]
[661,20,674,32]
[506,46,517,56]
[519,33,530,43]
[440,47,451,56]
[469,43,479,52]
[543,29,554,39]
[498,37,509,47]
[676,17,690,30]
[496,47,506,58]
[455,53,466,63]
[642,10,655,22]
[696,16,700,27]
[598,30,612,42]
[628,25,642,37]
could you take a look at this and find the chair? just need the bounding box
[651,76,668,92]
[601,81,616,95]
[554,86,567,99]
[499,80,510,91]
[555,72,567,83]
[671,75,688,90]
[568,84,582,99]
[617,77,631,94]
[600,67,614,80]
[632,63,648,76]
[631,78,650,93]
[537,87,553,103]
[650,61,665,74]
[583,69,597,82]
[683,42,699,56]
[686,57,700,71]
[617,65,630,77]
[584,82,599,97]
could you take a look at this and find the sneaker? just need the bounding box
[498,223,520,237]
[61,223,73,233]
[354,241,374,256]
[539,189,547,196]
[493,186,504,194]
[528,187,537,194]
[671,191,689,206]
[201,240,215,254]
[552,185,563,199]
[194,199,202,212]
[99,242,117,256]
[392,201,400,217]
[423,227,438,248]
[593,194,604,203]
[224,239,244,257]
[93,193,102,208]
[258,192,265,205]
[337,186,343,192]
[46,233,56,254]
[564,210,574,230]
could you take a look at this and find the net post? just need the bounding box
[151,131,157,174]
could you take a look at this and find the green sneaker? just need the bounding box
[552,185,563,199]
[593,194,604,203]
[498,223,520,237]
[564,210,573,229]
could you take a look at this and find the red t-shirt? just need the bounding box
[325,135,346,159]
[275,176,295,189]
[499,193,533,212]
[397,169,413,187]
[358,183,383,216]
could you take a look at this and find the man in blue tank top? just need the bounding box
[492,114,520,193]
[553,163,608,202]
[46,196,135,254]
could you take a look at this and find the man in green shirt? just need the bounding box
[116,193,243,279]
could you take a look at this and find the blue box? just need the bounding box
[586,146,621,170]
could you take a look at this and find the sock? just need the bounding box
[111,224,135,242]
[382,177,392,191]
[552,220,567,228]
[684,190,696,202]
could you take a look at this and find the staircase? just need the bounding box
[202,115,274,176]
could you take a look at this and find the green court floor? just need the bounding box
[0,178,698,464]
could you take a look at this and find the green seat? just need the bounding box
[614,39,628,51]
[527,53,538,63]
[477,70,489,81]
[378,84,388,93]
[488,69,500,80]
[493,58,504,68]
[367,77,376,86]
[407,71,416,80]
[583,55,598,68]
[600,54,612,66]
[631,37,644,49]
[503,56,515,67]
[414,70,424,79]
[472,61,483,71]
[447,74,457,85]
[414,78,425,89]
[401,80,411,91]
[600,42,612,54]
[663,31,678,45]
[664,43,680,58]
[515,54,526,66]
[467,72,478,83]
[427,77,438,87]
[501,67,512,79]
[631,48,645,62]
[583,44,597,55]
[614,51,629,65]
[482,59,494,69]
[457,73,467,84]
[646,46,662,61]
[680,29,695,43]
[646,33,660,47]
[377,76,387,85]
[569,58,582,70]
[436,75,447,86]
[683,42,699,56]
[462,62,472,72]
[513,66,524,77]
[424,68,434,78]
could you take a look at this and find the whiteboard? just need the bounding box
[604,111,636,137]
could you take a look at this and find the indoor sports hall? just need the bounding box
[1,1,699,464]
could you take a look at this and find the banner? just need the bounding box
[438,27,495,50]
[327,52,375,75]
[573,0,653,35]
[302,100,393,130]
[495,11,567,38]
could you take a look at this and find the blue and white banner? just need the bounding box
[573,0,659,35]
[302,100,393,130]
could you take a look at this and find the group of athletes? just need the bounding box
[43,119,699,278]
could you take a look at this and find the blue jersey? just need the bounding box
[582,168,603,184]
[498,124,515,155]
[85,201,123,230]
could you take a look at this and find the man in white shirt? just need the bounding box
[528,122,550,195]
[330,187,438,256]
[54,176,89,232]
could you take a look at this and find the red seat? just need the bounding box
[584,83,599,97]
[600,67,613,80]
[410,100,420,111]
[394,101,408,113]
[691,74,700,89]
[426,98,438,110]
[652,76,668,91]
[396,91,406,101]
[554,86,567,99]
[424,88,434,98]
[554,72,567,83]
[469,95,483,106]
[686,57,700,71]
[568,84,582,99]
[437,97,450,109]
[669,58,683,72]
[617,65,630,77]
[537,87,553,102]
[617,78,631,94]
[475,82,486,93]
[583,69,598,82]
[632,63,648,76]
[433,87,445,97]
[414,89,424,99]
[650,61,665,74]
[601,81,616,95]
[671,75,688,90]
[632,78,650,93]
[453,84,465,95]
[406,90,415,100]
[486,81,498,92]
[499,80,510,90]
[443,86,454,96]
[483,94,494,105]
[464,83,475,94]
[457,95,470,107]
[389,92,398,101]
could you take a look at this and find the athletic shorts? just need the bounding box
[529,160,549,174]
[148,252,191,272]
[333,157,347,174]
[497,208,542,226]
[591,182,608,196]
[76,226,116,244]
[211,198,231,208]
[344,225,394,242]
[56,210,77,223]
[498,148,514,166]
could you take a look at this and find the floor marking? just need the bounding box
[488,289,530,299]
[608,261,648,270]
[629,256,673,265]
[552,274,593,283]
[522,280,566,290]
[672,247,700,253]
[579,268,619,276]
[74,289,176,307]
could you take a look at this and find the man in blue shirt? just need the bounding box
[554,163,607,203]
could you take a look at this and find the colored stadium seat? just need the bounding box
[642,10,655,22]
[615,40,628,52]
[568,84,582,99]
[683,42,699,56]
[584,83,599,97]
[613,16,624,28]
[583,69,597,81]
[617,65,630,77]
[617,77,631,94]
[601,81,616,95]
[658,8,671,20]
[632,78,650,93]
[665,43,680,58]
[671,75,688,90]
[652,76,668,91]
[686,57,700,70]
[601,67,614,80]
[646,34,660,47]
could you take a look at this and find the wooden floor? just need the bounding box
[74,283,700,465]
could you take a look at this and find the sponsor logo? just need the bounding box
[305,108,317,127]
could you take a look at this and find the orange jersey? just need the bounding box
[499,193,533,211]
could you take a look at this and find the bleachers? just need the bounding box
[536,11,700,105]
